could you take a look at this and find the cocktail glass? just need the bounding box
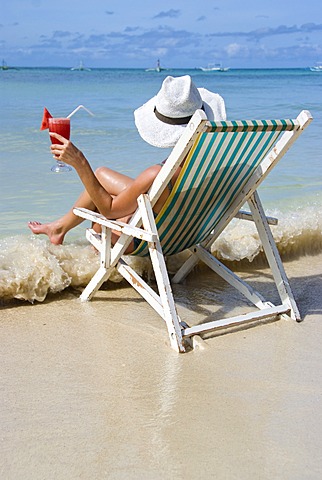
[48,117,72,173]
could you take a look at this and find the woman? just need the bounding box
[28,75,226,252]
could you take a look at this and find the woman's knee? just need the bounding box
[94,166,109,180]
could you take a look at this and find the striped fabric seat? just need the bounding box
[132,119,297,257]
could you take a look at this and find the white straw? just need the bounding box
[67,104,94,118]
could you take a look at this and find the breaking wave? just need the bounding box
[1,206,321,303]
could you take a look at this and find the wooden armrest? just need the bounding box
[235,210,278,225]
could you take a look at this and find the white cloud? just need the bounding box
[225,43,249,58]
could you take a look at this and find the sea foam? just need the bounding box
[1,207,321,303]
[212,206,322,262]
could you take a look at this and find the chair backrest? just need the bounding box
[132,118,298,257]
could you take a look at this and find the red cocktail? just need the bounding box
[48,117,72,172]
[48,117,70,143]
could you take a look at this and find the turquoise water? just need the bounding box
[0,68,321,301]
[1,67,321,235]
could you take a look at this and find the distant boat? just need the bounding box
[310,62,322,72]
[199,63,229,72]
[1,60,9,70]
[145,59,167,73]
[71,61,91,71]
[0,59,18,71]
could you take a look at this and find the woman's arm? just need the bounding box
[50,132,159,219]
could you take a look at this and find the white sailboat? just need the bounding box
[0,59,18,71]
[1,60,9,70]
[310,62,322,72]
[199,63,229,72]
[71,61,91,71]
[145,59,167,72]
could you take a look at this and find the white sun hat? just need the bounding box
[134,75,226,148]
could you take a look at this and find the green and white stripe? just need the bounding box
[133,119,297,257]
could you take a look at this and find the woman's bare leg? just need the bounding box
[95,166,134,195]
[28,167,134,244]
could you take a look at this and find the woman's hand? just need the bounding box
[50,132,84,168]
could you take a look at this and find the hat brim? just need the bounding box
[134,87,226,148]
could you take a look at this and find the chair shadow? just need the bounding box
[170,265,322,339]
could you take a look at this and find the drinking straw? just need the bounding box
[67,105,94,118]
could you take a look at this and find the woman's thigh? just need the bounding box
[95,166,134,196]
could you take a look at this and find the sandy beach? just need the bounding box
[1,251,322,479]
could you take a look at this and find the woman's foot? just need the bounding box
[27,221,65,245]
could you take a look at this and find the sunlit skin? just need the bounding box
[28,132,181,253]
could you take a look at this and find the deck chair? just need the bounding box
[74,109,312,353]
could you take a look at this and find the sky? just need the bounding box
[1,0,322,68]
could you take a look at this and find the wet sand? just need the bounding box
[1,253,322,479]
